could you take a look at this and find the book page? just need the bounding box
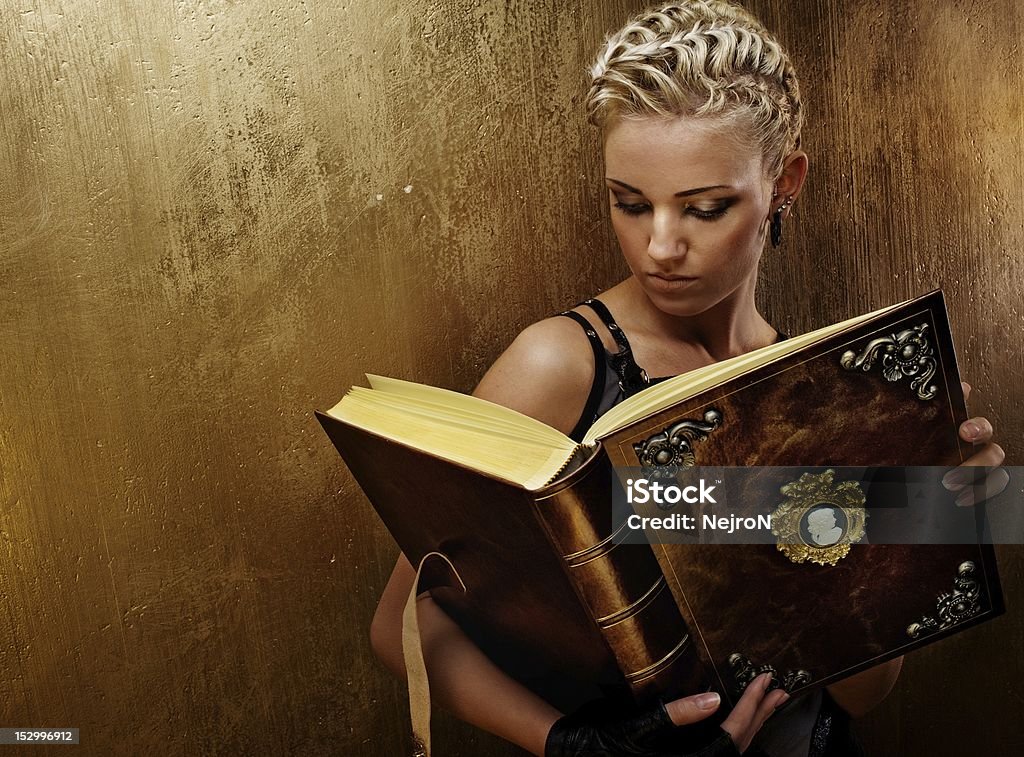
[327,377,579,489]
[364,375,567,446]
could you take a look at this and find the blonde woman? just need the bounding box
[369,2,1006,755]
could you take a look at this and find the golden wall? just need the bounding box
[0,1,1020,755]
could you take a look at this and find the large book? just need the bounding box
[317,289,1003,712]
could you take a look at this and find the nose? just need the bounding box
[647,209,687,264]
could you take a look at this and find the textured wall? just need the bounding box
[0,1,1020,756]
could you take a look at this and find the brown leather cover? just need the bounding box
[318,410,706,710]
[602,289,1004,705]
[532,447,709,704]
[315,414,630,709]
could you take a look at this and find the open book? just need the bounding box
[328,297,909,490]
[317,289,1003,745]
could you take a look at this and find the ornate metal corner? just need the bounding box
[770,469,868,566]
[631,409,723,480]
[839,321,938,400]
[907,561,983,639]
[728,653,813,695]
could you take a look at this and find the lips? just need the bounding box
[649,273,696,281]
[647,273,698,292]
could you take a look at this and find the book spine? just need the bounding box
[534,452,712,704]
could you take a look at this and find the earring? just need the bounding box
[770,195,795,248]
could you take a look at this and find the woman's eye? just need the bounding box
[612,200,733,219]
[688,204,730,220]
[613,201,649,216]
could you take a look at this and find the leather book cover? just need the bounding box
[601,289,1005,705]
[316,410,708,710]
[316,413,633,710]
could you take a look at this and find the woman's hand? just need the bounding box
[544,672,787,756]
[716,673,790,752]
[941,381,1009,507]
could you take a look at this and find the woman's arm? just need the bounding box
[371,556,786,755]
[368,317,599,755]
[370,553,562,755]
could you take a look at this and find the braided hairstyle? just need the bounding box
[587,1,803,179]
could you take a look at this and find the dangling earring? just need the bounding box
[770,195,795,248]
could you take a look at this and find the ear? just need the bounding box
[771,150,809,217]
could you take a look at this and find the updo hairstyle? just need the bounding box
[587,1,803,179]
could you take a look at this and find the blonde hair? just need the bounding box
[587,1,803,179]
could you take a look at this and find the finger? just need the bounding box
[954,466,1011,508]
[721,673,772,748]
[731,686,789,754]
[942,445,1007,491]
[723,673,771,726]
[961,381,972,402]
[663,691,721,726]
[959,417,993,443]
[958,443,1006,471]
[751,688,790,733]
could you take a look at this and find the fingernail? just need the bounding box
[942,471,966,491]
[774,692,791,710]
[695,692,720,710]
[963,421,981,439]
[955,488,975,507]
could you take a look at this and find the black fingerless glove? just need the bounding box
[544,697,741,757]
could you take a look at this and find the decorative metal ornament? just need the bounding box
[728,653,813,695]
[839,322,939,400]
[906,561,983,638]
[770,469,868,566]
[632,408,723,480]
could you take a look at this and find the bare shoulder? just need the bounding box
[473,315,597,436]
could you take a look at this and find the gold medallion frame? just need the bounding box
[770,469,868,566]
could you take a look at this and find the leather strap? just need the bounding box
[402,552,467,757]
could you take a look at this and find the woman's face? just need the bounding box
[603,113,775,317]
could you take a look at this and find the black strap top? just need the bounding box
[558,298,789,443]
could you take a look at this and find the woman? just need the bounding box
[369,2,1005,755]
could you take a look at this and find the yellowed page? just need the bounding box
[365,374,573,448]
[327,392,574,490]
[342,388,571,450]
[361,377,564,447]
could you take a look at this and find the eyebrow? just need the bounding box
[605,178,730,197]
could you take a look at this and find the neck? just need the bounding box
[623,269,774,362]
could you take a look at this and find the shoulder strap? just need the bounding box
[556,310,607,442]
[580,299,650,397]
[580,298,631,353]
